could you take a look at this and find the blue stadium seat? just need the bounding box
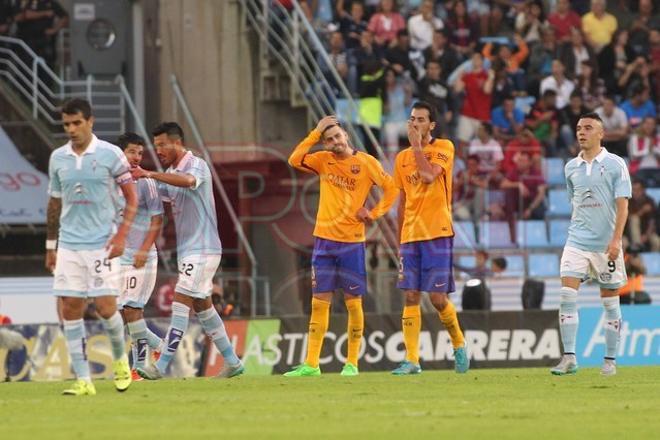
[454,221,477,249]
[543,157,565,186]
[528,253,560,277]
[641,253,660,276]
[478,221,516,248]
[516,220,550,248]
[549,219,571,247]
[548,189,572,217]
[646,188,660,206]
[502,255,525,277]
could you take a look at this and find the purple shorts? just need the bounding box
[311,237,367,295]
[397,237,455,293]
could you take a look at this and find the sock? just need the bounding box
[345,297,364,367]
[402,305,421,364]
[439,301,465,349]
[559,287,579,355]
[156,302,190,372]
[197,307,240,366]
[124,325,136,368]
[101,311,127,361]
[63,319,91,381]
[602,296,622,360]
[304,297,330,368]
[127,319,158,369]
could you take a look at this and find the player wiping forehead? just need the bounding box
[116,133,164,381]
[130,122,243,380]
[552,112,631,377]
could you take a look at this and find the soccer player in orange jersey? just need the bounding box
[285,116,398,377]
[391,101,469,375]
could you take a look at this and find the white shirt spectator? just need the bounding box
[595,105,629,132]
[468,138,504,171]
[408,14,444,51]
[540,75,575,109]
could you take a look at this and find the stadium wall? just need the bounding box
[2,307,658,381]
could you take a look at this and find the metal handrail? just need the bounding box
[169,74,260,285]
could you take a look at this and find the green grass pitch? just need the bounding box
[1,367,659,439]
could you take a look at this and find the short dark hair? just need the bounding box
[411,100,437,123]
[152,122,185,142]
[117,132,146,150]
[481,122,493,136]
[492,257,507,270]
[578,112,603,123]
[542,89,557,98]
[61,98,92,119]
[569,90,582,99]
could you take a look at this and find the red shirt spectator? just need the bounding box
[502,129,543,174]
[461,70,492,121]
[501,152,547,220]
[547,0,582,42]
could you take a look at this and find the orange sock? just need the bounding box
[402,305,421,364]
[345,297,364,367]
[439,301,465,349]
[304,297,330,368]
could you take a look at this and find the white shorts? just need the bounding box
[175,254,222,299]
[118,258,158,309]
[457,115,482,143]
[560,246,627,289]
[53,247,122,298]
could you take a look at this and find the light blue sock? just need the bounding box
[156,302,190,372]
[127,319,153,369]
[63,319,91,381]
[101,311,127,361]
[197,307,240,366]
[559,287,579,355]
[602,296,621,359]
[144,323,163,351]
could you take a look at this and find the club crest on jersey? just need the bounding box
[351,164,361,174]
[599,272,612,282]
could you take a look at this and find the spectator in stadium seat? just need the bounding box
[382,68,413,152]
[467,122,503,173]
[597,29,636,94]
[648,29,660,101]
[454,52,494,146]
[338,0,368,50]
[482,4,515,39]
[527,27,558,95]
[482,33,529,92]
[618,56,653,102]
[13,0,68,69]
[575,60,605,111]
[407,0,444,51]
[422,29,460,83]
[581,0,618,53]
[540,60,575,109]
[367,0,406,47]
[595,95,630,158]
[620,85,657,129]
[492,95,524,143]
[514,0,544,46]
[384,30,415,79]
[318,31,349,97]
[626,180,660,252]
[352,29,386,76]
[416,59,453,138]
[502,128,543,174]
[547,0,582,43]
[446,0,479,60]
[559,91,589,157]
[628,117,659,173]
[358,58,386,156]
[500,151,547,221]
[628,0,660,57]
[526,89,559,155]
[558,28,595,81]
[490,59,517,108]
[454,249,507,280]
[620,245,651,304]
[453,154,488,223]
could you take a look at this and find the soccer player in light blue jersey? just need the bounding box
[46,99,137,395]
[552,112,631,377]
[116,133,165,381]
[130,122,243,380]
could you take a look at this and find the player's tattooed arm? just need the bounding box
[45,197,62,272]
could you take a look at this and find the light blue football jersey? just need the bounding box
[117,177,163,264]
[158,151,222,258]
[564,148,631,252]
[48,135,133,250]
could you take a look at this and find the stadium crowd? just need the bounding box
[287,0,659,250]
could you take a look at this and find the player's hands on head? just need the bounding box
[316,116,338,134]
[133,251,147,269]
[45,250,56,273]
[356,207,373,225]
[407,121,422,149]
[606,239,621,261]
[106,233,126,259]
